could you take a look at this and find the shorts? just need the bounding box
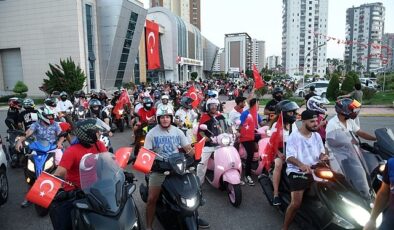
[148,172,166,187]
[288,172,313,192]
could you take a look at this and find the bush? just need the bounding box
[0,94,27,102]
[190,72,198,81]
[255,86,268,99]
[327,72,340,100]
[264,75,272,82]
[341,71,360,93]
[13,81,28,95]
[362,87,376,100]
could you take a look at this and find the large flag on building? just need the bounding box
[146,20,161,70]
[26,172,63,208]
[252,64,265,89]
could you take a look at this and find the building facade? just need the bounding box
[224,33,252,76]
[345,3,385,73]
[282,0,328,77]
[251,39,266,71]
[382,33,394,71]
[149,0,200,30]
[145,7,217,83]
[0,0,146,96]
[267,55,282,69]
[213,48,225,72]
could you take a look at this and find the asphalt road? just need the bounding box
[0,108,393,230]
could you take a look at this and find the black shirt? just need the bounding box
[18,109,38,130]
[86,109,109,120]
[304,92,317,102]
[6,108,19,125]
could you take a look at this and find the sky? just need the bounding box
[141,0,394,59]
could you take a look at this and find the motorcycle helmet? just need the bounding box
[51,91,60,97]
[22,98,35,110]
[335,98,361,120]
[206,98,219,111]
[99,90,108,100]
[307,96,329,114]
[44,97,57,108]
[180,96,194,109]
[90,90,99,99]
[78,90,86,98]
[89,99,102,112]
[73,118,110,147]
[153,90,161,100]
[156,105,174,127]
[60,91,68,101]
[143,97,153,110]
[272,87,284,101]
[161,94,169,104]
[38,107,56,125]
[8,97,22,109]
[275,100,299,124]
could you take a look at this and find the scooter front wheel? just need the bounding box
[227,183,242,207]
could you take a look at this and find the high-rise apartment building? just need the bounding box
[150,0,200,29]
[213,48,225,72]
[282,0,328,77]
[224,33,252,74]
[382,33,394,71]
[251,39,266,71]
[345,3,385,72]
[267,55,282,69]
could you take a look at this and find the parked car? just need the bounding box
[359,78,379,89]
[0,134,9,205]
[294,81,329,98]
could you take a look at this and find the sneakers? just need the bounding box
[21,200,32,208]
[244,176,255,186]
[272,196,282,206]
[198,218,210,229]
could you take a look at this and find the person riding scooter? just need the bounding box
[175,96,198,138]
[306,96,329,143]
[5,98,22,130]
[18,98,38,131]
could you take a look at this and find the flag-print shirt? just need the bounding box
[239,110,263,142]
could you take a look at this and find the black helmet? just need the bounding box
[99,90,108,100]
[44,97,57,108]
[275,100,299,124]
[180,96,193,109]
[22,98,35,110]
[73,119,110,146]
[89,99,102,111]
[52,91,60,97]
[335,98,361,119]
[79,90,86,98]
[272,87,283,96]
[143,97,153,110]
[113,90,121,97]
[60,91,68,101]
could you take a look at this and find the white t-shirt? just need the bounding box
[286,128,325,175]
[56,100,73,112]
[228,108,244,126]
[326,115,360,134]
[175,108,197,126]
[270,122,298,143]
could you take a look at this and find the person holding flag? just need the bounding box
[49,118,109,230]
[269,100,299,206]
[238,98,265,186]
[283,110,328,230]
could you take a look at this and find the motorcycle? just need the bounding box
[6,129,27,168]
[71,152,142,229]
[238,126,270,176]
[113,107,126,132]
[73,105,86,122]
[24,139,59,216]
[259,129,383,229]
[200,124,243,207]
[139,154,202,230]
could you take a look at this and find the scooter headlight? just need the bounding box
[27,159,35,172]
[78,111,84,116]
[119,109,124,115]
[44,156,55,171]
[24,141,30,146]
[219,135,231,146]
[341,196,382,227]
[181,196,198,208]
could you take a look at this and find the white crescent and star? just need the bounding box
[80,154,95,171]
[189,92,197,101]
[141,153,152,165]
[148,32,156,54]
[39,179,55,197]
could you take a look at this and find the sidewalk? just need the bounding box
[223,100,394,117]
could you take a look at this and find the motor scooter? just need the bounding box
[200,123,243,207]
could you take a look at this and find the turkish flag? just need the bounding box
[113,90,131,119]
[146,20,161,70]
[133,147,156,173]
[194,137,206,160]
[252,64,265,89]
[262,113,284,171]
[186,85,201,109]
[26,172,63,208]
[115,147,133,169]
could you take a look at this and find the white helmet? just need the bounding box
[206,98,219,111]
[156,105,174,127]
[307,96,329,114]
[161,95,169,100]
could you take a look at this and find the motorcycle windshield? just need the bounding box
[30,140,56,153]
[326,130,371,199]
[79,152,125,213]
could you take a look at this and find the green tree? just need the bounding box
[245,69,253,78]
[13,81,28,95]
[327,72,340,100]
[190,72,198,81]
[41,57,86,96]
[341,71,360,93]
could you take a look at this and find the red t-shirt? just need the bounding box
[59,141,107,191]
[138,108,156,123]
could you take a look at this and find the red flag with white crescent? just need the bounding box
[115,147,133,169]
[26,172,63,208]
[252,64,265,89]
[146,20,161,70]
[262,112,284,170]
[194,137,206,160]
[186,85,201,109]
[113,90,130,119]
[133,147,156,173]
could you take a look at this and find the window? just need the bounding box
[85,4,96,89]
[309,7,312,10]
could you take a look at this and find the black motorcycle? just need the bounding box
[71,152,141,229]
[7,129,31,168]
[139,154,203,230]
[259,129,383,230]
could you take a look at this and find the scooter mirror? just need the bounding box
[199,124,208,130]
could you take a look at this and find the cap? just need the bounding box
[301,110,317,120]
[235,96,246,104]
